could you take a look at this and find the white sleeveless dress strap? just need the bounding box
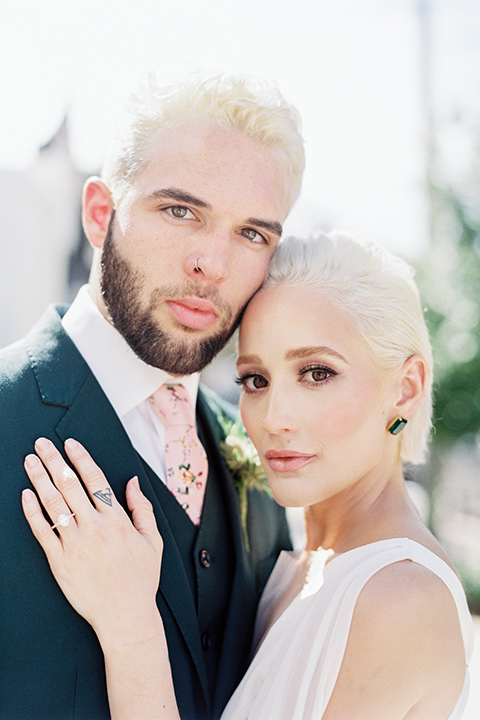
[220,538,474,720]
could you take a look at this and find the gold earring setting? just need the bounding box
[387,417,408,435]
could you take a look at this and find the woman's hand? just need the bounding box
[22,437,163,643]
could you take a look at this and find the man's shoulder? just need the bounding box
[0,303,86,404]
[0,304,63,368]
[0,331,37,392]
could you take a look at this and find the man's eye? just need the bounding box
[240,228,266,244]
[167,206,193,219]
[170,205,188,217]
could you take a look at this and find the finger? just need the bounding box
[63,438,119,512]
[24,452,77,529]
[21,487,63,561]
[126,477,163,553]
[33,437,98,520]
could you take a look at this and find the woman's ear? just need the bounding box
[82,177,114,250]
[393,355,426,419]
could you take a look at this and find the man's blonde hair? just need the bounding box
[102,72,305,210]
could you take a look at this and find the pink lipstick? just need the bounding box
[264,450,316,473]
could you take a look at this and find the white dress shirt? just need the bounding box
[61,285,200,483]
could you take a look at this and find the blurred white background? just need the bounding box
[1,1,479,714]
[1,0,479,347]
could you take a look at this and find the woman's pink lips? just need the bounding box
[166,298,218,330]
[264,450,316,473]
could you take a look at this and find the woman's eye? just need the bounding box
[240,228,266,245]
[236,374,268,392]
[303,367,334,383]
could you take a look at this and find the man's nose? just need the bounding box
[185,227,231,283]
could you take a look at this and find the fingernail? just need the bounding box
[129,475,139,488]
[22,489,35,502]
[24,454,40,468]
[35,437,50,450]
[65,438,79,451]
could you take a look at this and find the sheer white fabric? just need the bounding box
[221,538,474,720]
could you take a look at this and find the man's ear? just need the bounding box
[82,177,114,250]
[393,355,426,419]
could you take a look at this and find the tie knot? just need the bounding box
[150,383,195,427]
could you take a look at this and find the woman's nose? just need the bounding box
[261,388,298,435]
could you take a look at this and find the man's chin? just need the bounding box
[130,325,234,374]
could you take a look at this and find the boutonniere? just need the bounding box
[220,416,271,550]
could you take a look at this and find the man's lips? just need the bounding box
[264,450,317,473]
[166,297,219,330]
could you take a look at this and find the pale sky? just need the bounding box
[1,0,479,258]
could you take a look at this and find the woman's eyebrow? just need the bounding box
[285,346,349,363]
[236,354,262,366]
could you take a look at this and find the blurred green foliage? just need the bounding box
[414,165,480,611]
[415,180,480,449]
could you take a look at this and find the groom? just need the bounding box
[0,73,304,719]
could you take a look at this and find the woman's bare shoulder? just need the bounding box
[322,558,466,720]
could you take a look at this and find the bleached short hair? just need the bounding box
[102,72,305,210]
[264,231,433,464]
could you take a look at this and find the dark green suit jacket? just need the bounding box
[0,306,291,720]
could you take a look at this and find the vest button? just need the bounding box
[199,549,212,568]
[202,632,212,650]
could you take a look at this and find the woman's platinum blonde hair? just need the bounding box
[264,231,433,464]
[102,72,305,210]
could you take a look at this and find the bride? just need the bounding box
[22,231,473,719]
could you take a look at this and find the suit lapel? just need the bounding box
[56,383,209,699]
[27,306,209,705]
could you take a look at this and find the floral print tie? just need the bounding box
[149,383,208,526]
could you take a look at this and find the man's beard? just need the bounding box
[99,215,242,374]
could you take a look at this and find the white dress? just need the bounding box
[220,538,474,720]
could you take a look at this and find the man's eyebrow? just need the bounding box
[148,189,283,237]
[148,187,212,210]
[246,218,283,238]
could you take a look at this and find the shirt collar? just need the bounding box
[61,285,200,418]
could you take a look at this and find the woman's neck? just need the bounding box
[303,467,422,554]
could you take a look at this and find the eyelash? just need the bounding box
[235,373,267,394]
[163,205,195,220]
[161,207,268,245]
[235,365,337,394]
[299,364,337,385]
[240,228,269,246]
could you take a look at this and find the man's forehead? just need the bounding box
[125,123,290,221]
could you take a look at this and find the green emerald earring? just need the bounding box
[387,416,408,435]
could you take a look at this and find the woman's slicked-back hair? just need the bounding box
[264,232,433,464]
[102,71,305,210]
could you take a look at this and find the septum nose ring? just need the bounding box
[194,258,201,273]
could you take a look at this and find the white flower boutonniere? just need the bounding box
[221,417,271,550]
